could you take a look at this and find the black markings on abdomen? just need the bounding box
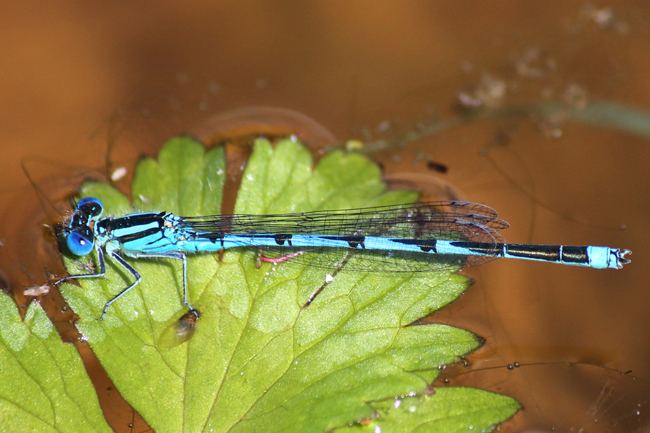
[274,234,293,246]
[320,235,366,249]
[558,246,589,264]
[504,244,561,261]
[391,238,437,253]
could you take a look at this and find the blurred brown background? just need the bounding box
[0,1,648,432]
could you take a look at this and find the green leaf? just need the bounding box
[335,388,521,432]
[58,135,519,432]
[0,292,112,432]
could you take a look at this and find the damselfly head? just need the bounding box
[58,197,103,257]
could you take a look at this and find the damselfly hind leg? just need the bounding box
[257,250,307,267]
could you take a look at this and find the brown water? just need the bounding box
[0,2,648,432]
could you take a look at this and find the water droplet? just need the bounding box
[394,399,401,409]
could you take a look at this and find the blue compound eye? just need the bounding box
[77,197,104,217]
[66,230,95,256]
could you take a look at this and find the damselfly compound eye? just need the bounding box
[66,230,94,256]
[77,197,104,218]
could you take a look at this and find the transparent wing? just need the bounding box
[183,201,509,273]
